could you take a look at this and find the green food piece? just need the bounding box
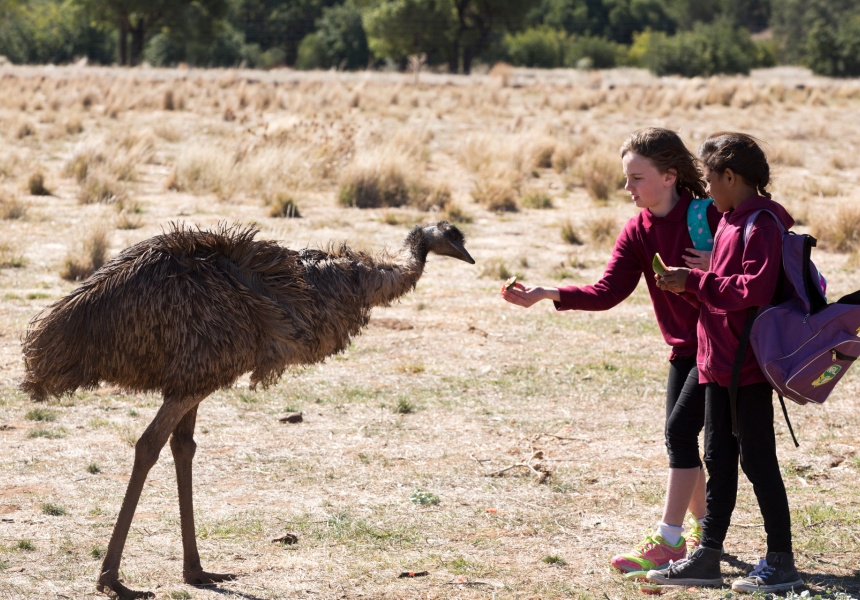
[652,253,668,275]
[504,276,517,290]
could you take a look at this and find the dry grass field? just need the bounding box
[1,63,860,600]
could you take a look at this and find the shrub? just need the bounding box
[637,19,760,77]
[564,35,626,69]
[504,27,566,68]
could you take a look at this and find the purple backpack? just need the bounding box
[732,210,860,445]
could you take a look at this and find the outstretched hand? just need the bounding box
[500,282,555,308]
[656,267,691,293]
[683,248,711,270]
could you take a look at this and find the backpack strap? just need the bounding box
[732,210,800,447]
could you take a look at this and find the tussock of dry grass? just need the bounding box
[811,204,860,253]
[60,224,111,281]
[26,171,51,196]
[472,168,520,212]
[587,214,619,245]
[579,151,624,202]
[78,170,127,204]
[0,188,27,219]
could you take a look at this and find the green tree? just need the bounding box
[804,15,860,77]
[364,0,457,70]
[74,0,228,66]
[0,0,114,64]
[771,0,856,64]
[234,0,338,66]
[365,0,528,73]
[315,2,370,69]
[527,0,675,43]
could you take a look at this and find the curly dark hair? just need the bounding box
[620,127,707,199]
[698,132,771,198]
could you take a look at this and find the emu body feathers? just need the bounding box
[22,221,472,401]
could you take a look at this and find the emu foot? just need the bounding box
[96,577,154,600]
[184,569,237,586]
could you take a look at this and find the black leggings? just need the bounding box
[664,356,706,469]
[699,382,792,553]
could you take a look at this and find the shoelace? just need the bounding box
[748,558,775,579]
[635,535,659,551]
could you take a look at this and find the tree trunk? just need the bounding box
[130,18,146,66]
[119,14,129,66]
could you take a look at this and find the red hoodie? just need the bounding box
[684,195,794,386]
[555,191,720,360]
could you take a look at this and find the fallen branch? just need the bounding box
[484,451,551,483]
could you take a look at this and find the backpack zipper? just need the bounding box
[832,348,858,362]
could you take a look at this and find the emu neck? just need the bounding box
[360,251,425,308]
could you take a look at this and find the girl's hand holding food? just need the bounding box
[656,267,691,293]
[500,279,560,308]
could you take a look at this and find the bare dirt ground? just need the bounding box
[1,64,859,600]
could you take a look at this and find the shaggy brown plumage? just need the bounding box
[20,220,473,600]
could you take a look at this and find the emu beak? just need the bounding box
[450,240,475,264]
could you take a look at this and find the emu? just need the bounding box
[21,221,474,599]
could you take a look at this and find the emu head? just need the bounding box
[407,221,475,265]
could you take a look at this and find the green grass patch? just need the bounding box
[25,408,56,421]
[87,463,101,474]
[41,502,67,516]
[27,427,67,439]
[394,398,416,414]
[15,540,35,551]
[409,488,440,506]
[542,554,567,565]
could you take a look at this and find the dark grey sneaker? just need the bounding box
[646,546,723,587]
[731,551,803,593]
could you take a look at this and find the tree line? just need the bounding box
[0,0,858,77]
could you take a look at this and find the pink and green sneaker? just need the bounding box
[611,533,687,573]
[686,515,703,553]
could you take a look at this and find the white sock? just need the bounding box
[656,521,684,546]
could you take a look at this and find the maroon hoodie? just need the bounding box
[684,195,794,386]
[555,191,720,360]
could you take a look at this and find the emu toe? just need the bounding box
[96,578,155,600]
[184,569,237,586]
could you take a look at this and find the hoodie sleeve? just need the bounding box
[685,214,783,310]
[554,220,643,311]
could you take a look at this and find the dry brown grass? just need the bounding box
[0,65,859,600]
[811,203,860,253]
[60,223,111,281]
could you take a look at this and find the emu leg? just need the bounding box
[97,397,200,600]
[170,405,236,586]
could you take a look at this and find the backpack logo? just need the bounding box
[811,365,841,387]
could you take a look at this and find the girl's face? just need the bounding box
[703,166,732,212]
[622,152,677,216]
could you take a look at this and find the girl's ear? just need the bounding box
[664,168,678,187]
[723,167,736,187]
